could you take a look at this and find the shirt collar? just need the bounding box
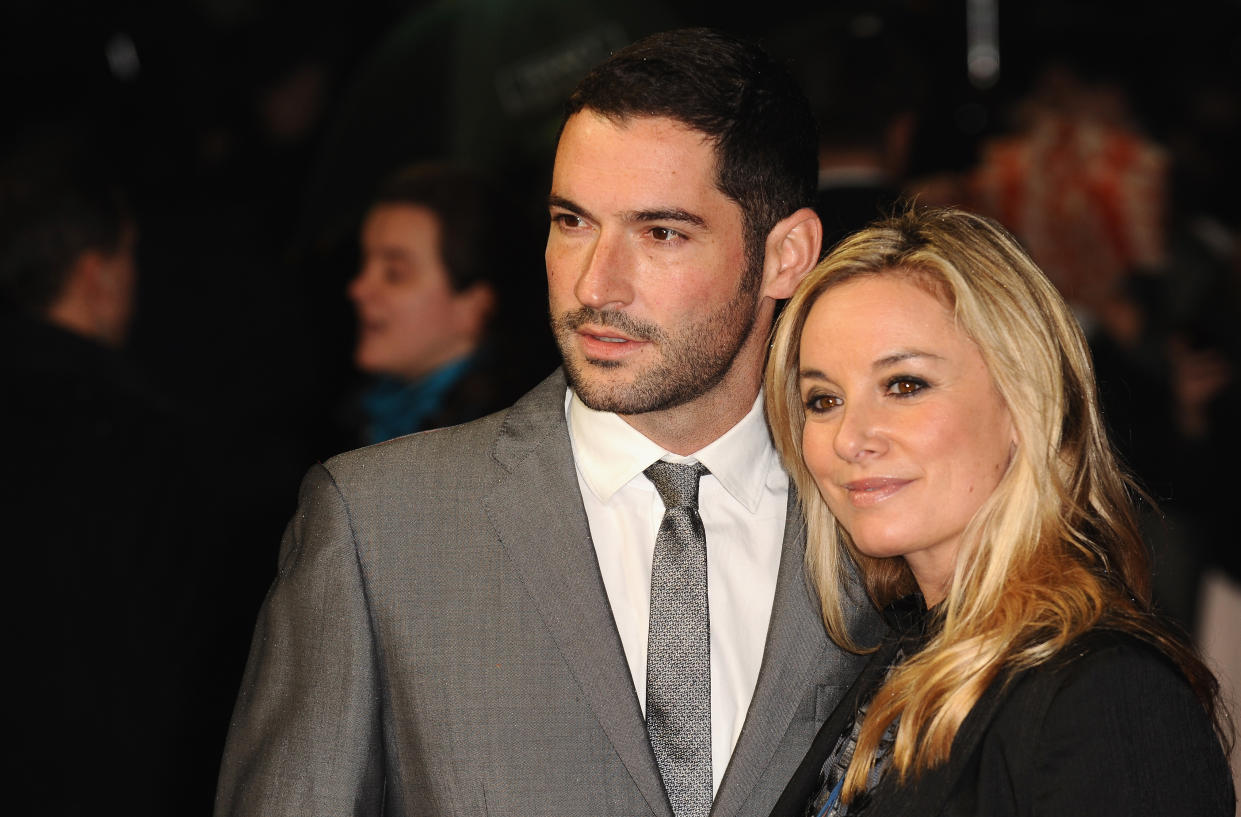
[566,388,778,512]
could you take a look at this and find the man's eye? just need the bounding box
[649,227,684,242]
[552,213,586,229]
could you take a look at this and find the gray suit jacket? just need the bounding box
[215,370,884,816]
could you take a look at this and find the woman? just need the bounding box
[764,207,1234,816]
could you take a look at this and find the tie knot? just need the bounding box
[643,460,709,510]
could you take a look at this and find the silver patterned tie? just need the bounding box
[644,459,712,817]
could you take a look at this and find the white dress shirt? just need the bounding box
[565,388,788,795]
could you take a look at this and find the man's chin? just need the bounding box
[566,361,700,417]
[565,360,645,413]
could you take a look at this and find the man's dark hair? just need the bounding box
[0,139,130,314]
[564,28,818,273]
[371,162,523,295]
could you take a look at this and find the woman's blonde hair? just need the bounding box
[765,206,1224,800]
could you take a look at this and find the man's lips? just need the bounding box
[581,329,636,342]
[575,326,648,357]
[841,477,912,507]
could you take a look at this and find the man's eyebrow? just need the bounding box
[626,208,707,228]
[547,195,707,230]
[548,194,593,221]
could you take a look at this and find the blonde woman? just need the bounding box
[765,207,1234,816]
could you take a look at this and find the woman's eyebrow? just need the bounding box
[872,349,942,370]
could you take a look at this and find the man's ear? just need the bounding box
[761,207,822,301]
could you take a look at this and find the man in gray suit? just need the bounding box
[216,28,883,817]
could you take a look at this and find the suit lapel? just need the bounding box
[768,639,903,817]
[711,489,827,817]
[482,371,672,817]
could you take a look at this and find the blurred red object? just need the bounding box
[970,91,1167,314]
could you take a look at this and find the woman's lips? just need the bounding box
[842,477,912,507]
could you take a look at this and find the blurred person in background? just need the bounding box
[0,126,204,813]
[968,58,1168,325]
[790,16,921,254]
[342,161,555,446]
[965,55,1240,637]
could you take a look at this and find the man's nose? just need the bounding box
[573,232,633,310]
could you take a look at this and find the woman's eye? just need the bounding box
[804,393,842,413]
[887,377,928,396]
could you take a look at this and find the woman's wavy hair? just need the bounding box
[765,206,1227,800]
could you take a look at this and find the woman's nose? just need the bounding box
[833,400,887,462]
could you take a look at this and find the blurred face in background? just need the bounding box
[797,273,1014,604]
[46,221,139,349]
[349,203,492,381]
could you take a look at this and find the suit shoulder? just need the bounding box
[319,410,507,493]
[331,409,507,467]
[318,369,568,497]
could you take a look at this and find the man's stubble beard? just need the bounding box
[551,258,764,416]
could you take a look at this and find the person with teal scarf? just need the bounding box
[346,162,554,444]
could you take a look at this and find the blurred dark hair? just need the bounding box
[564,27,818,271]
[0,132,131,314]
[370,162,522,296]
[797,27,923,151]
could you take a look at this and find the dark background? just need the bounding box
[3,0,1238,810]
[5,0,1237,483]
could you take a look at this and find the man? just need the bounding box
[216,28,883,817]
[344,162,555,445]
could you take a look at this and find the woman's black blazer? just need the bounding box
[770,629,1235,817]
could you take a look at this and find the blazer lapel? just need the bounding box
[482,371,672,817]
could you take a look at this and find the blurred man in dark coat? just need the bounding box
[0,139,204,814]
